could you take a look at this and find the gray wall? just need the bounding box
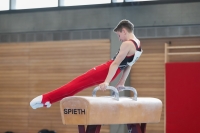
[1,2,200,43]
[0,2,200,33]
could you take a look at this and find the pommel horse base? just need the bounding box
[60,86,162,133]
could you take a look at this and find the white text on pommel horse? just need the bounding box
[64,109,86,114]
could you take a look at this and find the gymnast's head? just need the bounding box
[113,19,134,42]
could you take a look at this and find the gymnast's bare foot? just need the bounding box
[30,95,51,109]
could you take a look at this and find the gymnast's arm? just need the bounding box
[99,41,131,90]
[117,65,131,87]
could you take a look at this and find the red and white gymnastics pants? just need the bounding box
[41,60,121,105]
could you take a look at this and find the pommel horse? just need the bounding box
[60,86,162,133]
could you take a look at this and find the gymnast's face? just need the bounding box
[116,28,127,42]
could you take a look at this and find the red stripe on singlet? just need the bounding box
[126,39,140,57]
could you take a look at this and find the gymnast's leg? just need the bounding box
[30,60,121,109]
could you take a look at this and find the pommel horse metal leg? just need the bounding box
[78,124,145,133]
[60,86,162,133]
[127,123,146,133]
[78,125,101,133]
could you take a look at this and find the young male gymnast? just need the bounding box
[30,19,143,109]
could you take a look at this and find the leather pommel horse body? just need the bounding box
[60,86,162,133]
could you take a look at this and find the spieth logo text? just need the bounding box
[64,109,86,114]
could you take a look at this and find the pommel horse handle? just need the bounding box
[110,86,137,101]
[117,86,138,101]
[92,86,119,101]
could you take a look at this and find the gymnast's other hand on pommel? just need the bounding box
[116,84,125,91]
[98,82,109,91]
